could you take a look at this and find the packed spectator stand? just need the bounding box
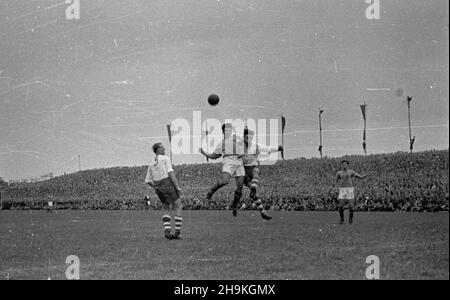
[1,150,448,212]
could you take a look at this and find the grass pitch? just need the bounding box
[0,211,448,280]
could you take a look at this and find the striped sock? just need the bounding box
[250,179,259,189]
[174,216,183,234]
[253,197,265,212]
[250,175,260,198]
[162,215,172,235]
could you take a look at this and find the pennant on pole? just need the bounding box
[410,136,416,152]
[281,115,286,160]
[360,104,367,154]
[318,109,324,158]
[281,115,286,135]
[166,124,173,162]
[407,96,414,153]
[205,121,210,163]
[360,104,367,121]
[166,124,172,143]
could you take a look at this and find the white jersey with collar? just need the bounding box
[145,155,174,183]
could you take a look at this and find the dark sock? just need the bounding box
[349,210,354,223]
[339,209,344,222]
[231,190,243,209]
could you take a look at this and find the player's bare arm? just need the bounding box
[352,171,368,180]
[256,144,283,155]
[335,172,341,185]
[268,145,284,154]
[198,147,222,160]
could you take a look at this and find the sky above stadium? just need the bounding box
[0,0,448,180]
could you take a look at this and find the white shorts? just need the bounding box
[338,188,355,200]
[223,163,245,177]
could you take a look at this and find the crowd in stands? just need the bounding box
[1,150,448,212]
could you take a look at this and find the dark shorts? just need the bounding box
[154,178,179,205]
[338,198,356,208]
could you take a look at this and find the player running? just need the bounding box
[145,143,183,240]
[241,128,283,220]
[199,123,245,217]
[335,160,367,224]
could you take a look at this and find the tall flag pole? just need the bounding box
[166,124,173,163]
[318,109,324,159]
[205,119,210,163]
[407,96,415,153]
[281,114,286,160]
[360,102,367,155]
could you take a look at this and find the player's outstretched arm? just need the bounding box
[268,145,284,154]
[256,144,283,155]
[198,148,222,160]
[353,172,368,180]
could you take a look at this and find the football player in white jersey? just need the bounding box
[146,143,183,240]
[241,128,283,220]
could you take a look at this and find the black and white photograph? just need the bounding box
[0,0,448,284]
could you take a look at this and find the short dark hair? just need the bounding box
[341,160,350,165]
[152,143,163,154]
